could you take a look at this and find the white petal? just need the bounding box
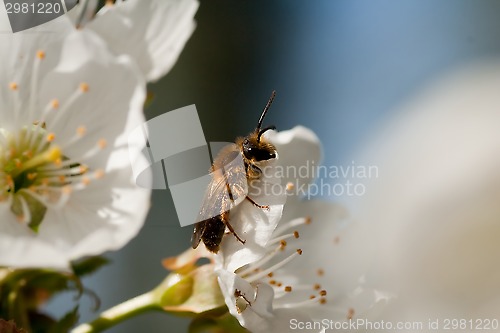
[275,199,391,321]
[218,268,323,333]
[217,269,275,331]
[0,15,73,130]
[87,0,198,82]
[41,155,151,261]
[266,126,322,195]
[39,31,147,169]
[0,202,70,269]
[217,160,286,273]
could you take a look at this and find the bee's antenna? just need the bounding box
[256,90,276,132]
[258,125,276,142]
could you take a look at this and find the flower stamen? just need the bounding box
[246,249,302,283]
[268,230,300,246]
[274,217,311,236]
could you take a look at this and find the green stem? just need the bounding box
[71,292,160,333]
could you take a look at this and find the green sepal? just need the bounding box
[48,306,79,333]
[188,312,249,333]
[71,256,110,278]
[10,192,47,233]
[155,264,226,315]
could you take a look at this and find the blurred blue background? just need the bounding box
[48,1,500,332]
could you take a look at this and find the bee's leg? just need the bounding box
[222,211,246,244]
[246,196,270,210]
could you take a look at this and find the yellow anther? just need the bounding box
[98,139,107,149]
[94,169,105,179]
[79,165,89,174]
[47,147,62,161]
[36,50,46,59]
[46,133,56,142]
[51,99,59,109]
[79,82,89,92]
[76,126,86,137]
[9,82,18,90]
[62,186,72,194]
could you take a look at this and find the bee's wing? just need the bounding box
[191,174,232,249]
[191,148,248,249]
[191,221,207,249]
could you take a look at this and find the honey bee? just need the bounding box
[191,91,278,253]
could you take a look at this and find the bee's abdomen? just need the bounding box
[202,215,226,253]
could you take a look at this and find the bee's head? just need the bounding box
[242,132,276,161]
[242,91,278,162]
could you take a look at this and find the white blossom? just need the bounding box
[215,127,390,332]
[0,15,151,269]
[0,0,198,269]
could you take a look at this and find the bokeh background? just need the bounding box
[48,1,500,332]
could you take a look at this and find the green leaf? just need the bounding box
[48,306,79,333]
[71,256,110,277]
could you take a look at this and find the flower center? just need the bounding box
[3,49,107,232]
[234,216,328,312]
[0,122,102,232]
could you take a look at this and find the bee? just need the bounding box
[191,91,278,253]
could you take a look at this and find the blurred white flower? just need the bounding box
[0,17,151,269]
[355,61,500,327]
[215,127,389,332]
